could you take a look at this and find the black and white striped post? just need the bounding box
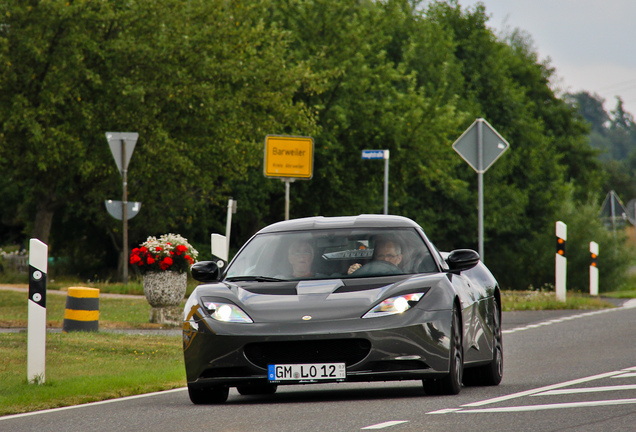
[590,241,599,296]
[555,221,567,302]
[28,239,48,384]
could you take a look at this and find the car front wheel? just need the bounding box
[464,300,503,386]
[423,304,463,395]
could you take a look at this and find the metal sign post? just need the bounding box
[452,118,510,261]
[362,150,390,215]
[283,179,294,220]
[225,198,237,257]
[105,132,139,283]
[263,135,314,220]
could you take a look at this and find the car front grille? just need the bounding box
[244,339,371,368]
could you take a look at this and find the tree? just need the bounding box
[0,0,617,291]
[566,91,609,135]
[0,0,315,277]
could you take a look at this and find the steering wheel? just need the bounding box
[350,260,403,276]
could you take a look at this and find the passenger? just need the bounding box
[288,240,316,278]
[348,238,403,275]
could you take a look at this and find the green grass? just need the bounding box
[0,290,186,416]
[0,289,161,329]
[0,332,185,416]
[501,290,624,311]
[602,290,636,299]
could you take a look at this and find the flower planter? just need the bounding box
[143,271,187,326]
[131,233,198,326]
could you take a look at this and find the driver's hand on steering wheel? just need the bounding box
[347,263,361,275]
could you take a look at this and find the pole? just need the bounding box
[28,239,48,384]
[283,179,294,221]
[590,241,599,296]
[383,150,390,215]
[610,190,616,234]
[225,198,235,259]
[556,221,567,302]
[477,120,484,261]
[121,139,128,284]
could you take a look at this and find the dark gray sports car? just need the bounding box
[183,215,502,404]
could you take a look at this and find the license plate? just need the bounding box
[268,363,346,382]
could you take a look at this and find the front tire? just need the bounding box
[187,384,229,404]
[463,300,503,386]
[424,304,463,395]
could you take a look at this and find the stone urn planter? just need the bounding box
[143,271,187,326]
[131,234,198,326]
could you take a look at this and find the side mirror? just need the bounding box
[447,249,480,273]
[191,260,222,283]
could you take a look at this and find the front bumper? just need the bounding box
[183,308,453,388]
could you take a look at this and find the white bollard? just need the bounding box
[28,239,48,384]
[555,221,567,302]
[590,241,599,296]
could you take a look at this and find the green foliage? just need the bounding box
[0,0,622,290]
[0,331,184,416]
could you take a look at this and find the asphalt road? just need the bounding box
[2,301,635,432]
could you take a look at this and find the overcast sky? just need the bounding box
[457,0,636,116]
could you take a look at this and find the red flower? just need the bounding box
[155,246,163,252]
[159,257,173,270]
[176,245,188,255]
[130,254,141,265]
[185,255,194,265]
[147,256,155,265]
[139,246,148,254]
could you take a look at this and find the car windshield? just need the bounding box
[225,228,438,281]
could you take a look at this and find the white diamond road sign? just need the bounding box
[452,119,509,173]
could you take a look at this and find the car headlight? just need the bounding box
[200,297,253,323]
[362,293,425,318]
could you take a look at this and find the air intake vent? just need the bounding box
[244,339,371,368]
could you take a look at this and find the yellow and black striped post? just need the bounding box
[62,287,100,332]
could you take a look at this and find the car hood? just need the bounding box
[193,274,441,323]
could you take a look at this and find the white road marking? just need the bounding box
[460,370,623,407]
[427,366,636,415]
[533,384,636,396]
[623,299,636,308]
[503,308,617,334]
[503,299,636,335]
[361,420,409,429]
[457,398,636,413]
[427,408,461,415]
[613,373,636,378]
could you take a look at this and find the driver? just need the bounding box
[347,238,403,275]
[288,240,316,278]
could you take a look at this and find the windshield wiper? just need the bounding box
[225,276,286,282]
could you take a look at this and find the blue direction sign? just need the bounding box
[362,150,388,160]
